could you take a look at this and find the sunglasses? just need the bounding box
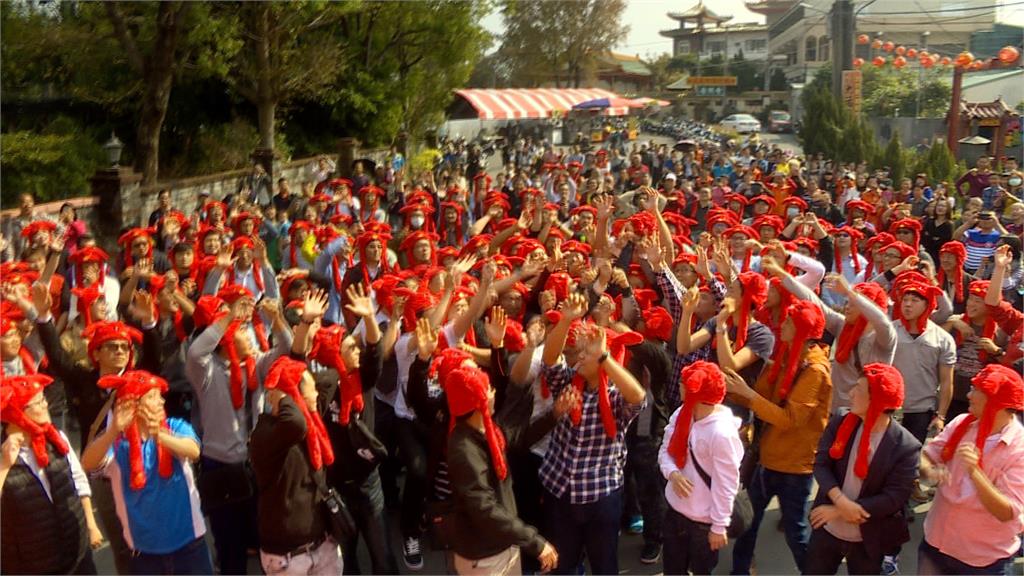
[101,342,132,353]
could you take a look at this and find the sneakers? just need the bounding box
[882,554,900,575]
[403,536,424,570]
[640,543,662,564]
[627,515,644,534]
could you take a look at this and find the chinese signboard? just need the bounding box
[694,86,727,97]
[841,70,862,114]
[687,76,738,86]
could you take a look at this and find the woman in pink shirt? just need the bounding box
[58,203,87,258]
[918,363,1024,574]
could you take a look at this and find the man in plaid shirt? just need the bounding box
[539,293,647,575]
[655,251,727,412]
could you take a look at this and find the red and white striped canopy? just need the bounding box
[454,88,631,120]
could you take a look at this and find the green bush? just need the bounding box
[1,116,104,206]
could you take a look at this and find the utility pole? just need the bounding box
[915,31,930,117]
[830,0,854,104]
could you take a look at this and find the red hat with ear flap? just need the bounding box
[941,364,1024,468]
[96,370,173,490]
[889,218,923,252]
[894,277,941,334]
[641,306,673,342]
[829,364,905,479]
[0,374,69,468]
[544,272,573,302]
[192,295,226,330]
[443,366,508,480]
[667,361,727,468]
[834,283,889,365]
[731,271,769,352]
[831,225,865,275]
[84,321,143,367]
[265,356,335,471]
[765,300,826,400]
[937,241,968,303]
[71,284,105,328]
[310,325,364,426]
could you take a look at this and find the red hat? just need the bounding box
[20,220,57,242]
[894,275,941,333]
[117,227,154,268]
[831,225,864,275]
[97,370,173,489]
[750,195,777,211]
[829,364,905,478]
[833,283,889,365]
[203,200,228,223]
[310,193,333,205]
[752,215,784,236]
[395,288,436,333]
[707,209,739,231]
[443,366,508,480]
[561,240,592,258]
[0,301,25,337]
[782,196,808,211]
[938,241,968,303]
[845,200,875,217]
[725,224,757,240]
[503,319,526,353]
[667,361,726,468]
[570,205,597,218]
[765,300,825,399]
[629,211,658,238]
[192,295,225,329]
[941,364,1023,467]
[67,244,110,284]
[515,239,547,262]
[641,306,673,341]
[310,325,363,426]
[84,321,142,366]
[731,271,769,352]
[0,374,69,467]
[265,356,335,470]
[889,218,922,251]
[725,193,749,212]
[429,348,474,383]
[71,285,105,327]
[400,231,439,267]
[159,210,190,233]
[544,272,573,302]
[963,281,998,359]
[563,325,642,438]
[231,212,262,234]
[882,241,916,262]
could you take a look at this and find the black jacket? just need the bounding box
[447,418,547,561]
[249,398,327,555]
[812,414,922,559]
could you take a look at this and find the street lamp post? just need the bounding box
[103,133,124,168]
[916,31,930,118]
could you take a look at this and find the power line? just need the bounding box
[859,1,1024,15]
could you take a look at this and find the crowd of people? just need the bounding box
[0,133,1022,576]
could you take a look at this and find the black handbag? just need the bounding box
[690,443,755,539]
[316,472,357,544]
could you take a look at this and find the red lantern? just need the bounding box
[871,39,883,49]
[954,51,974,68]
[999,46,1020,64]
[895,46,906,56]
[882,41,895,53]
[921,57,934,69]
[940,56,952,66]
[906,48,918,58]
[873,56,886,67]
[893,56,907,68]
[971,60,985,70]
[857,34,870,45]
[852,57,865,68]
[919,50,930,59]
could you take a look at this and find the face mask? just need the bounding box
[1010,177,1022,187]
[410,216,425,229]
[786,207,800,218]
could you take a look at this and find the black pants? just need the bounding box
[396,416,428,538]
[90,476,131,575]
[374,397,401,506]
[804,528,883,575]
[510,450,544,573]
[200,458,259,576]
[544,488,623,575]
[625,434,666,546]
[339,469,400,575]
[662,508,718,575]
[902,410,935,444]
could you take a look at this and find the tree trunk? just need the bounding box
[255,3,275,150]
[258,99,275,150]
[132,2,188,185]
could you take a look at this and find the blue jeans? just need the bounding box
[730,465,813,575]
[544,488,623,575]
[339,469,399,574]
[127,537,214,575]
[918,539,1015,575]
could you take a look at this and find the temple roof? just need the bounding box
[667,1,732,23]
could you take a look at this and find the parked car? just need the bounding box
[718,113,761,134]
[768,111,793,133]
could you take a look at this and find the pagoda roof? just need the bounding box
[667,1,732,23]
[745,0,798,14]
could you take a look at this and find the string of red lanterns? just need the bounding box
[853,34,1020,71]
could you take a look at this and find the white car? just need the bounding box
[719,114,762,134]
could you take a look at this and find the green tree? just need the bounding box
[0,116,105,206]
[799,82,878,164]
[226,2,356,152]
[497,0,628,88]
[880,129,907,182]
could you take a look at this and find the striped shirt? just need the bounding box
[962,228,1001,271]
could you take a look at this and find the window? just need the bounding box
[805,36,817,62]
[677,40,690,54]
[707,40,726,54]
[746,39,767,52]
[819,37,830,61]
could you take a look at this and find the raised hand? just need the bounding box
[1,432,24,470]
[994,244,1013,269]
[253,237,269,262]
[130,290,155,325]
[481,259,497,286]
[539,289,557,313]
[594,195,614,220]
[451,254,478,286]
[560,292,588,321]
[553,386,581,420]
[415,317,439,361]
[215,244,236,269]
[113,399,137,433]
[49,234,66,254]
[761,256,784,278]
[343,284,374,319]
[230,295,253,323]
[484,306,507,347]
[31,281,52,317]
[134,258,153,280]
[257,298,282,322]
[823,272,850,294]
[301,288,328,322]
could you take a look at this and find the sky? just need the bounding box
[481,0,1024,58]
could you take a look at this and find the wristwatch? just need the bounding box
[598,351,610,364]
